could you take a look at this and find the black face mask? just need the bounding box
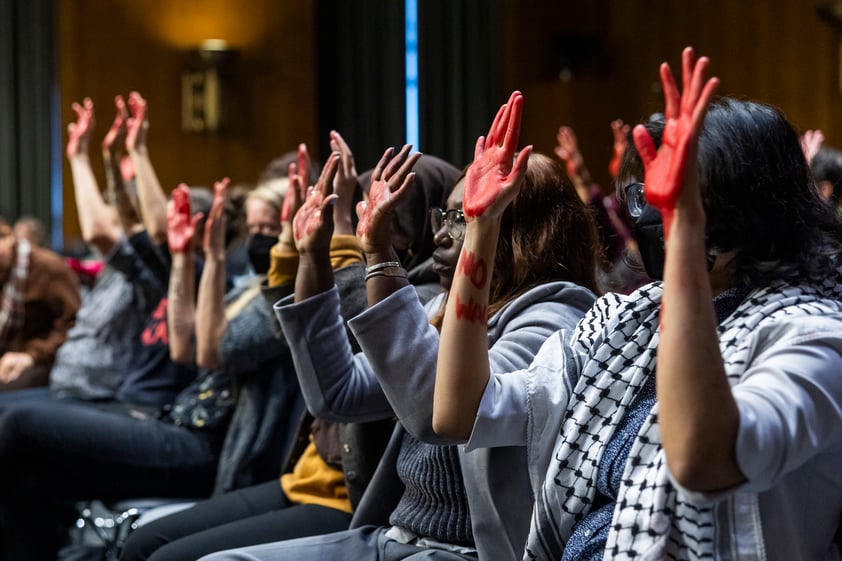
[247,234,276,275]
[633,205,666,280]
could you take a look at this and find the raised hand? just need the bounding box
[464,91,532,220]
[608,118,630,179]
[102,95,128,155]
[204,178,230,259]
[293,152,340,255]
[126,91,149,153]
[329,130,359,234]
[355,145,421,254]
[554,125,584,181]
[167,184,202,254]
[800,129,824,165]
[282,162,307,224]
[278,162,307,252]
[66,98,95,158]
[632,47,719,239]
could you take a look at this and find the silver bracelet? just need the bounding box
[364,261,402,275]
[365,264,408,281]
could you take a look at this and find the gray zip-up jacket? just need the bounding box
[275,280,596,561]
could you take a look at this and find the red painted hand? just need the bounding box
[293,153,340,254]
[554,125,584,181]
[355,145,420,253]
[102,95,128,154]
[464,91,531,220]
[632,47,719,238]
[167,184,201,254]
[204,178,230,257]
[126,91,149,153]
[608,119,630,179]
[66,98,95,158]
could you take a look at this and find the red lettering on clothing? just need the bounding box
[141,298,169,345]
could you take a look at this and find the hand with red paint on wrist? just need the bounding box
[66,98,95,159]
[203,178,230,261]
[102,95,128,159]
[167,184,202,254]
[464,91,532,223]
[126,91,149,155]
[631,47,719,240]
[293,153,340,257]
[329,130,359,235]
[608,118,630,179]
[355,144,421,257]
[800,129,824,165]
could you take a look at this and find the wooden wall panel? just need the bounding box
[502,0,841,192]
[58,0,316,247]
[58,0,842,242]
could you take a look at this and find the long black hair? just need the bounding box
[619,98,842,288]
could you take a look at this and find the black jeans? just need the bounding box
[120,479,353,561]
[0,399,223,561]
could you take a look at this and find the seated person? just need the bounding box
[0,216,80,391]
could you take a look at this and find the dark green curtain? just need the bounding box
[316,0,406,172]
[315,0,500,172]
[0,0,57,245]
[418,0,500,169]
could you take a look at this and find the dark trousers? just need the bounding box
[0,399,222,561]
[121,479,353,561]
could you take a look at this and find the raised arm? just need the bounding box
[433,92,532,439]
[292,151,340,301]
[66,98,122,255]
[276,145,309,255]
[102,95,142,234]
[631,47,737,491]
[165,184,202,363]
[554,125,595,202]
[126,92,168,245]
[195,178,230,369]
[357,144,421,305]
[608,118,630,179]
[329,130,360,236]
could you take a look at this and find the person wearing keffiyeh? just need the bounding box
[0,218,80,390]
[433,49,842,561]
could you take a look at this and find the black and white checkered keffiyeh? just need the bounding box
[0,238,31,345]
[526,273,842,561]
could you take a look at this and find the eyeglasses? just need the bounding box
[622,181,647,218]
[430,207,466,241]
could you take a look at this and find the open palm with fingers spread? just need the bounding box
[167,184,201,254]
[293,153,340,255]
[464,91,532,221]
[67,98,95,158]
[632,47,719,239]
[355,144,421,254]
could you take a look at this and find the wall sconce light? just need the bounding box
[181,39,235,133]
